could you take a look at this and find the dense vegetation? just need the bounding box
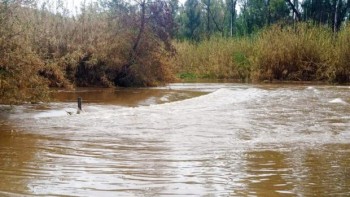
[175,24,350,83]
[0,0,349,104]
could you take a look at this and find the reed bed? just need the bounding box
[174,23,350,83]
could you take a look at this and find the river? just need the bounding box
[0,83,349,196]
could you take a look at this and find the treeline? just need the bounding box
[0,0,349,104]
[174,0,350,82]
[175,0,350,39]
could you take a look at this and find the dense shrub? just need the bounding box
[0,1,175,104]
[0,2,49,104]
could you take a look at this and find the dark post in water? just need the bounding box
[78,97,82,112]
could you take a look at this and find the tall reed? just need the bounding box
[174,37,253,81]
[174,23,350,83]
[329,25,350,83]
[252,24,333,82]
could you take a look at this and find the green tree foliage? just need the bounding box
[302,0,350,31]
[181,0,202,40]
[176,0,349,39]
[169,0,180,36]
[178,0,229,40]
[227,0,237,36]
[208,0,227,35]
[236,0,290,35]
[269,0,290,23]
[240,0,268,34]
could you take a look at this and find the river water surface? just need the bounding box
[0,83,349,196]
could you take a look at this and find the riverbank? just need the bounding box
[174,24,350,84]
[1,18,349,105]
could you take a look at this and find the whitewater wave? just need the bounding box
[6,85,350,146]
[329,98,348,105]
[149,88,264,109]
[31,88,263,118]
[306,86,320,93]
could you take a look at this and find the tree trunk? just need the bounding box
[230,0,237,37]
[210,9,223,33]
[132,0,146,57]
[116,0,146,86]
[334,0,340,32]
[266,0,271,26]
[207,0,211,37]
[285,0,301,21]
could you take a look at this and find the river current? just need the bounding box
[0,83,349,196]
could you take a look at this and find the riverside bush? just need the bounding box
[0,1,175,104]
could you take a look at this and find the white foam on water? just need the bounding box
[329,98,348,104]
[21,88,262,136]
[7,85,350,146]
[34,108,76,118]
[306,86,320,93]
[160,95,170,102]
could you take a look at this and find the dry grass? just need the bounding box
[173,37,253,81]
[252,24,333,82]
[174,23,350,83]
[329,25,350,83]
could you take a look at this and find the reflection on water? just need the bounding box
[236,146,350,197]
[239,151,294,196]
[52,87,206,106]
[0,124,39,196]
[0,84,349,196]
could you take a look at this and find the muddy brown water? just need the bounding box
[0,83,349,196]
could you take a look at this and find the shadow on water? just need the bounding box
[52,87,206,106]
